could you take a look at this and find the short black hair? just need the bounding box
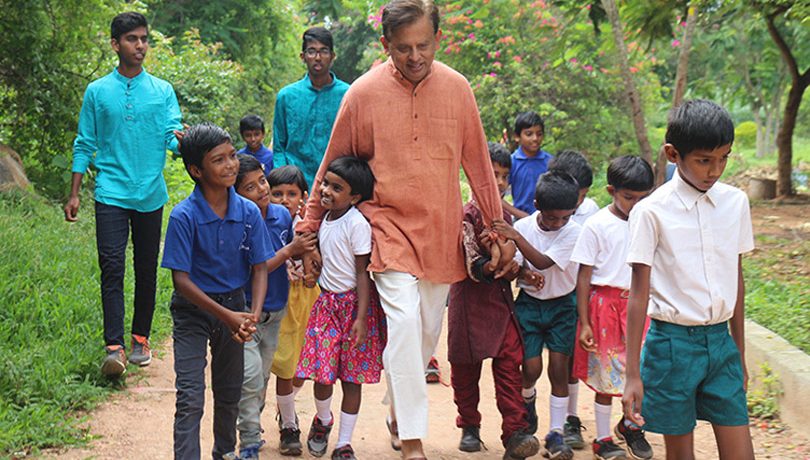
[178,123,232,182]
[382,0,440,41]
[607,155,654,191]
[487,142,511,169]
[549,149,593,189]
[325,156,375,203]
[534,170,579,211]
[666,99,734,158]
[302,27,334,52]
[239,114,265,134]
[236,154,264,189]
[111,12,148,41]
[514,111,544,136]
[267,165,309,195]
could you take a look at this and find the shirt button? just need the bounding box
[413,136,418,141]
[414,114,418,119]
[125,115,133,121]
[220,240,224,244]
[126,104,133,109]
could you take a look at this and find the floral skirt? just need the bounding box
[295,287,386,385]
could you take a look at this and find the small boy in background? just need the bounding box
[624,100,755,459]
[506,111,553,219]
[494,170,582,460]
[447,142,540,460]
[238,114,274,174]
[549,150,599,225]
[161,123,272,460]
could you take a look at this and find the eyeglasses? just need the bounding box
[304,48,332,58]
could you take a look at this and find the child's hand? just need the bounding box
[622,376,645,426]
[519,268,545,289]
[288,232,318,258]
[350,317,368,349]
[482,238,502,276]
[302,249,322,288]
[226,312,256,343]
[495,258,520,280]
[492,220,520,242]
[579,323,596,352]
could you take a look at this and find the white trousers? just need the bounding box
[372,270,450,440]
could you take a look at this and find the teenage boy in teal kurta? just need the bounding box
[64,12,183,378]
[272,26,349,188]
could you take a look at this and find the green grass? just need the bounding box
[0,189,173,456]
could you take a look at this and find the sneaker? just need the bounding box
[280,426,303,456]
[524,394,538,435]
[593,437,627,460]
[101,345,127,378]
[614,419,653,460]
[543,430,573,460]
[330,444,357,460]
[503,430,540,460]
[129,334,152,366]
[425,355,440,383]
[222,452,239,460]
[563,415,586,449]
[238,440,265,460]
[307,414,333,457]
[458,425,481,452]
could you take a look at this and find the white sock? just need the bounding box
[549,395,568,432]
[292,383,303,399]
[567,383,579,417]
[594,401,613,441]
[522,387,536,401]
[315,395,333,425]
[335,411,358,448]
[277,392,297,429]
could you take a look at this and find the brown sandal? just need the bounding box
[387,418,402,451]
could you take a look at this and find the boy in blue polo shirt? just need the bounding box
[506,111,554,219]
[624,100,755,459]
[238,114,274,174]
[162,123,273,460]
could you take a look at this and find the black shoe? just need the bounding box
[543,430,574,460]
[563,415,586,449]
[523,394,538,435]
[593,437,627,460]
[502,431,540,460]
[614,419,653,460]
[459,425,482,452]
[280,426,303,456]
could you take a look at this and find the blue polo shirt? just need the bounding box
[245,203,293,312]
[509,147,554,214]
[162,186,273,294]
[237,144,274,174]
[72,68,182,212]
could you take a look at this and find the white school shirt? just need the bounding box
[626,172,754,326]
[572,196,599,225]
[571,206,632,289]
[318,207,372,293]
[514,211,582,299]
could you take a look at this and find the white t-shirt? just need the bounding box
[514,211,582,299]
[627,172,755,326]
[318,207,372,293]
[572,197,599,225]
[571,206,631,289]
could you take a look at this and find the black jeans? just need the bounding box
[95,201,162,348]
[171,290,246,460]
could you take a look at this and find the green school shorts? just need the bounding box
[514,290,577,358]
[640,319,749,435]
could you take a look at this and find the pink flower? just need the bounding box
[671,39,681,47]
[514,55,523,63]
[489,72,497,77]
[468,33,476,41]
[583,64,593,71]
[493,61,502,68]
[630,66,638,73]
[495,50,501,58]
[474,20,483,28]
[569,57,578,64]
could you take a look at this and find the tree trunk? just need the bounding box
[601,0,654,165]
[655,3,698,185]
[753,106,765,158]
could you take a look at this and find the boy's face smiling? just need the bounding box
[492,162,510,196]
[666,143,732,192]
[516,125,543,157]
[237,169,271,213]
[319,171,359,219]
[191,142,238,189]
[270,183,306,218]
[535,208,574,232]
[241,129,265,153]
[112,26,148,70]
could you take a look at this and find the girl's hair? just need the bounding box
[267,165,309,195]
[534,170,579,211]
[326,157,375,203]
[549,149,593,188]
[235,154,263,189]
[607,155,654,191]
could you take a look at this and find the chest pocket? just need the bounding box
[428,118,458,160]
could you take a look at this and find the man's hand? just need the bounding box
[64,195,80,222]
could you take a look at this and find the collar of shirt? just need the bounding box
[384,57,436,92]
[672,170,719,210]
[188,185,246,224]
[513,146,551,161]
[112,67,147,88]
[304,71,339,92]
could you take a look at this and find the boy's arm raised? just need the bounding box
[730,255,748,391]
[171,271,256,342]
[622,263,651,426]
[491,220,555,270]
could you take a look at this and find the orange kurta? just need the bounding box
[297,58,502,284]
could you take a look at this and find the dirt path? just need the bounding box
[47,201,810,459]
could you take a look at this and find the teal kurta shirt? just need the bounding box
[72,68,183,212]
[272,72,349,188]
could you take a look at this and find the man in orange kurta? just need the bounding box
[297,1,504,457]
